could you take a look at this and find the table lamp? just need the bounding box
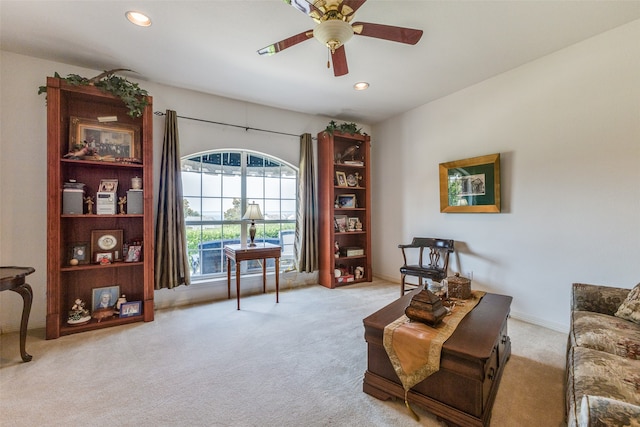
[242,202,264,247]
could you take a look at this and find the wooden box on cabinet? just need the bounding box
[317,130,372,288]
[45,77,154,339]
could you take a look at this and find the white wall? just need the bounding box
[0,51,370,332]
[372,20,640,332]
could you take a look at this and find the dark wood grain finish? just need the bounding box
[317,131,371,288]
[363,290,512,426]
[45,77,154,339]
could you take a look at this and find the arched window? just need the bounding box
[181,150,297,278]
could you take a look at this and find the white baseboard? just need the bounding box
[509,310,569,334]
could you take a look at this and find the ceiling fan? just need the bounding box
[257,0,423,77]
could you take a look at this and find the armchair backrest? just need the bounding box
[399,237,455,271]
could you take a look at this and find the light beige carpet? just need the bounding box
[0,280,567,426]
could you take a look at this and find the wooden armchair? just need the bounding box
[398,237,455,296]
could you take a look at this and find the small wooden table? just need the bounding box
[225,243,281,310]
[0,266,35,362]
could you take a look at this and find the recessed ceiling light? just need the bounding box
[126,11,151,27]
[354,82,369,91]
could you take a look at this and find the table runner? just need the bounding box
[383,290,485,420]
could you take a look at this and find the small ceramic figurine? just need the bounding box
[67,298,91,325]
[118,196,127,214]
[116,294,127,313]
[355,266,364,279]
[84,196,94,214]
[334,241,340,258]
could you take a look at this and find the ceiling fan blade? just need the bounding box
[257,30,314,56]
[331,45,349,77]
[340,0,367,18]
[351,22,423,45]
[284,0,324,19]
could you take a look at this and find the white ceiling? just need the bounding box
[2,1,639,124]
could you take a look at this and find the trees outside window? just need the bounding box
[181,150,297,277]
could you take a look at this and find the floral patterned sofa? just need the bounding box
[566,282,640,426]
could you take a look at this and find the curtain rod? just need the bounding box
[154,111,315,139]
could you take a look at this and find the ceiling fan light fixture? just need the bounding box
[313,20,353,53]
[125,11,151,27]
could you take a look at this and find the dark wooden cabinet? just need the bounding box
[45,77,154,339]
[317,130,372,288]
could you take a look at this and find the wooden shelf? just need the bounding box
[61,261,144,272]
[318,131,372,288]
[46,76,154,339]
[60,314,144,336]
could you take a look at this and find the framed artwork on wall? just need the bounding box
[439,153,501,213]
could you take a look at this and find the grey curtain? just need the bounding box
[294,133,318,272]
[154,110,190,289]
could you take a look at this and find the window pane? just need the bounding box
[202,171,222,197]
[221,174,241,198]
[222,197,241,220]
[182,170,202,197]
[264,199,281,219]
[247,175,264,199]
[222,152,241,167]
[281,199,296,220]
[183,197,202,219]
[281,165,296,178]
[247,155,264,177]
[201,197,221,220]
[281,177,296,199]
[264,176,280,198]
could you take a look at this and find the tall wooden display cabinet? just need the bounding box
[317,130,372,288]
[45,77,154,339]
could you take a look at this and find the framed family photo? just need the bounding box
[119,301,142,318]
[439,153,501,213]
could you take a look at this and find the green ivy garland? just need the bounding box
[324,120,363,135]
[38,71,149,118]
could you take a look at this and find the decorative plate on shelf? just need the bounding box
[346,174,357,187]
[97,234,117,250]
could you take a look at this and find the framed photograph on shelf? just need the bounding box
[95,252,113,264]
[69,116,141,161]
[90,229,123,263]
[98,179,118,193]
[92,285,120,311]
[334,215,348,233]
[335,171,347,187]
[125,245,142,262]
[68,242,89,265]
[439,153,501,213]
[119,301,142,318]
[337,194,357,208]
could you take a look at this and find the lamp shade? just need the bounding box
[313,19,353,53]
[242,203,263,221]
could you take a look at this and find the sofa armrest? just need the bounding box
[572,283,630,316]
[578,395,640,427]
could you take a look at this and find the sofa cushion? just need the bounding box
[567,346,640,427]
[615,283,640,324]
[571,310,640,360]
[578,395,640,427]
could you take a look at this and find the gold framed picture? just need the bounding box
[439,153,501,213]
[69,116,141,161]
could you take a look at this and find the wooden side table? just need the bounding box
[0,266,35,362]
[224,243,281,310]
